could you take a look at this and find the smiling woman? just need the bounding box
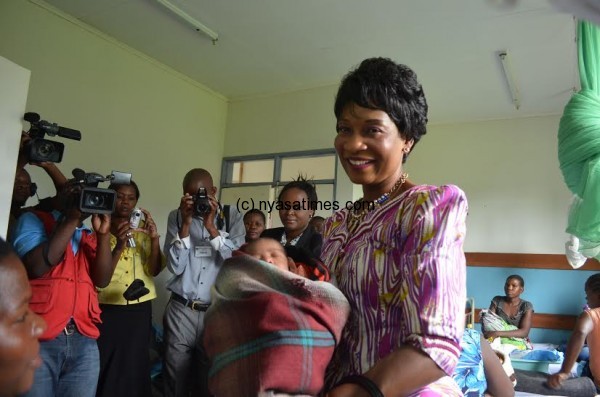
[0,238,46,397]
[322,57,469,397]
[261,176,323,259]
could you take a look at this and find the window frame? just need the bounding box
[219,148,338,203]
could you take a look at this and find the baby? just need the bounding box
[240,237,330,281]
[203,238,347,397]
[240,237,293,272]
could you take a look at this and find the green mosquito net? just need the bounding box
[559,21,600,265]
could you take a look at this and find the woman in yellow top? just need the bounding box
[95,181,165,397]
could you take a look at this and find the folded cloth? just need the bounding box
[521,350,562,362]
[203,255,350,397]
[481,309,533,350]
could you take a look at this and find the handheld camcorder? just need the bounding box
[194,187,211,216]
[24,112,81,163]
[71,168,132,214]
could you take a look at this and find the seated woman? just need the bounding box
[545,273,600,395]
[261,177,322,258]
[243,209,266,243]
[483,275,533,350]
[202,238,349,397]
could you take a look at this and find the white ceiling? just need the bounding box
[41,0,578,124]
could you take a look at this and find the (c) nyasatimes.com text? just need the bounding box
[235,198,377,213]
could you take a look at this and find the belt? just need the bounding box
[171,293,210,312]
[64,320,77,336]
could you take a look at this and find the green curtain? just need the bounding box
[558,21,600,242]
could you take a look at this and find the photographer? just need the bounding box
[8,132,67,240]
[163,168,245,397]
[95,181,165,397]
[9,179,114,397]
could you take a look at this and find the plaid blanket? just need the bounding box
[203,254,350,397]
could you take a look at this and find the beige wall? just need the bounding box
[407,116,571,254]
[0,0,229,319]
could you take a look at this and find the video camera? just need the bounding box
[71,168,132,214]
[23,112,81,163]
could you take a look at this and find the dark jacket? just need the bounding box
[260,226,322,259]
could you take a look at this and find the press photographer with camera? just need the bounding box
[8,132,68,241]
[163,168,245,397]
[95,180,165,397]
[9,177,114,397]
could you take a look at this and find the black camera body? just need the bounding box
[71,169,132,214]
[194,187,211,216]
[123,278,149,301]
[24,112,81,163]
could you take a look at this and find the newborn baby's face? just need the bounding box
[244,239,289,271]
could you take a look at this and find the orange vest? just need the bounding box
[29,212,102,340]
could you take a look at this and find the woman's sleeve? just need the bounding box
[401,185,469,376]
[490,296,501,312]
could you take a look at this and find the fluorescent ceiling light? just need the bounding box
[155,0,219,44]
[498,51,521,110]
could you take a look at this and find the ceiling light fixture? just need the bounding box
[155,0,219,45]
[497,51,521,110]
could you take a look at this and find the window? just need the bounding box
[220,149,337,227]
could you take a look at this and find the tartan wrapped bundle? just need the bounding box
[203,255,350,397]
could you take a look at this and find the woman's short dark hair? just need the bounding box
[278,176,318,208]
[334,57,428,161]
[586,274,600,293]
[109,180,140,200]
[244,209,266,223]
[506,274,525,288]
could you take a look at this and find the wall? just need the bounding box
[0,56,30,239]
[0,0,229,320]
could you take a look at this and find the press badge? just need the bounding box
[194,244,212,257]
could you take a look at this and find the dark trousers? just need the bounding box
[96,301,153,397]
[162,298,210,397]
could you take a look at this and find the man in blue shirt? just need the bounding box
[162,168,245,397]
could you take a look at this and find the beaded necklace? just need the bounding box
[347,172,408,227]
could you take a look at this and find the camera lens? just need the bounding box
[85,194,105,208]
[36,142,54,158]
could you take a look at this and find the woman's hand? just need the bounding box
[136,208,160,239]
[547,372,570,389]
[113,219,131,249]
[483,331,498,339]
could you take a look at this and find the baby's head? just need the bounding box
[242,238,290,272]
